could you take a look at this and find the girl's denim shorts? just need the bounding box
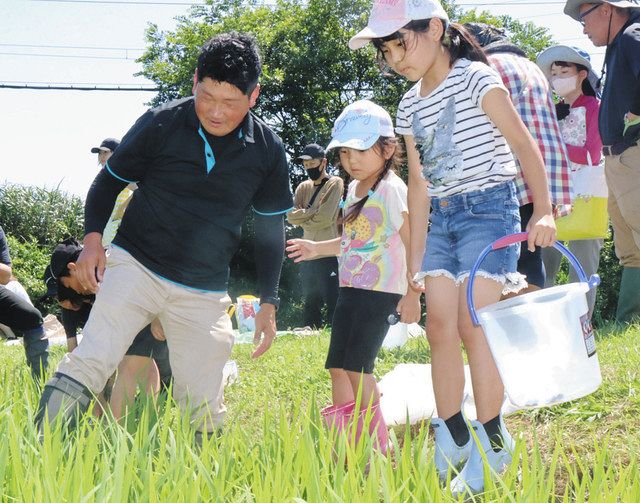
[418,181,525,293]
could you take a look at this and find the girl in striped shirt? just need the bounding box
[349,0,556,495]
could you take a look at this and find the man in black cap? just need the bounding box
[43,238,172,420]
[91,138,120,169]
[565,0,640,323]
[0,224,49,378]
[287,144,343,328]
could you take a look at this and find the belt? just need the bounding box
[603,140,637,157]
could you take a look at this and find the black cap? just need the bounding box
[41,238,83,299]
[297,143,325,160]
[90,138,120,154]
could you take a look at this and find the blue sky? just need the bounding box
[0,0,602,197]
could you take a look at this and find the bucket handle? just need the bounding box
[467,232,601,326]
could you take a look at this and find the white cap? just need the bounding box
[349,0,450,50]
[326,100,395,152]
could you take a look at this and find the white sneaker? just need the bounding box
[431,417,472,482]
[450,419,515,497]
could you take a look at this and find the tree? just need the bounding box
[138,0,553,162]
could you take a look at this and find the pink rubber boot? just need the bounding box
[321,401,355,433]
[354,401,389,455]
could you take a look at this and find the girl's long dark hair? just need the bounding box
[339,137,403,225]
[372,19,487,71]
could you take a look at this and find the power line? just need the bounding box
[2,79,153,86]
[0,42,145,52]
[0,51,138,60]
[0,82,159,91]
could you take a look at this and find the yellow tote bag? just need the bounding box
[556,159,609,241]
[556,196,608,240]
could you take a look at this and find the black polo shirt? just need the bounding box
[599,11,640,146]
[61,303,91,339]
[104,97,293,291]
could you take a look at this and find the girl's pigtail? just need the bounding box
[444,23,488,65]
[342,158,392,225]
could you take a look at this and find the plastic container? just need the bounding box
[467,233,602,408]
[382,322,409,349]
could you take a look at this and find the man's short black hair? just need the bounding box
[197,32,262,96]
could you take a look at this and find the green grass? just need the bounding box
[0,324,639,501]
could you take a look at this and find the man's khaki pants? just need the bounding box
[57,246,234,432]
[605,144,640,268]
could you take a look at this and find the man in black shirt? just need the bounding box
[36,33,293,439]
[565,0,640,322]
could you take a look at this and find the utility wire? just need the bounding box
[0,82,159,91]
[2,79,153,85]
[0,51,138,60]
[0,42,145,52]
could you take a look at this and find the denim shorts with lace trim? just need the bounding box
[416,181,526,294]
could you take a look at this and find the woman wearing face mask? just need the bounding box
[537,45,603,315]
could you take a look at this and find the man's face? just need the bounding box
[303,158,326,177]
[579,3,609,46]
[194,77,260,136]
[98,149,113,167]
[58,264,94,311]
[59,263,93,296]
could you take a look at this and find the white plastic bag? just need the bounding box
[379,363,519,426]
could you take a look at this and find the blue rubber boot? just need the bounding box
[431,417,472,482]
[450,418,515,497]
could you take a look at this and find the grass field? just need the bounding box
[0,323,638,501]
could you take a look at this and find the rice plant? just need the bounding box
[0,325,637,501]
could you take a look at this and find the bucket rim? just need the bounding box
[477,282,589,320]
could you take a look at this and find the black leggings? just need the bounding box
[0,285,43,331]
[0,286,48,377]
[325,287,401,374]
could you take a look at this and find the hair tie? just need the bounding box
[367,189,374,198]
[338,199,345,209]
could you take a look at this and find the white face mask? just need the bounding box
[551,75,579,98]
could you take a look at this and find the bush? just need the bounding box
[0,183,83,246]
[554,231,622,326]
[3,235,56,315]
[592,234,622,326]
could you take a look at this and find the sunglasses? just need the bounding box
[578,4,601,26]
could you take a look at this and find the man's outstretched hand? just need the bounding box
[252,303,277,358]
